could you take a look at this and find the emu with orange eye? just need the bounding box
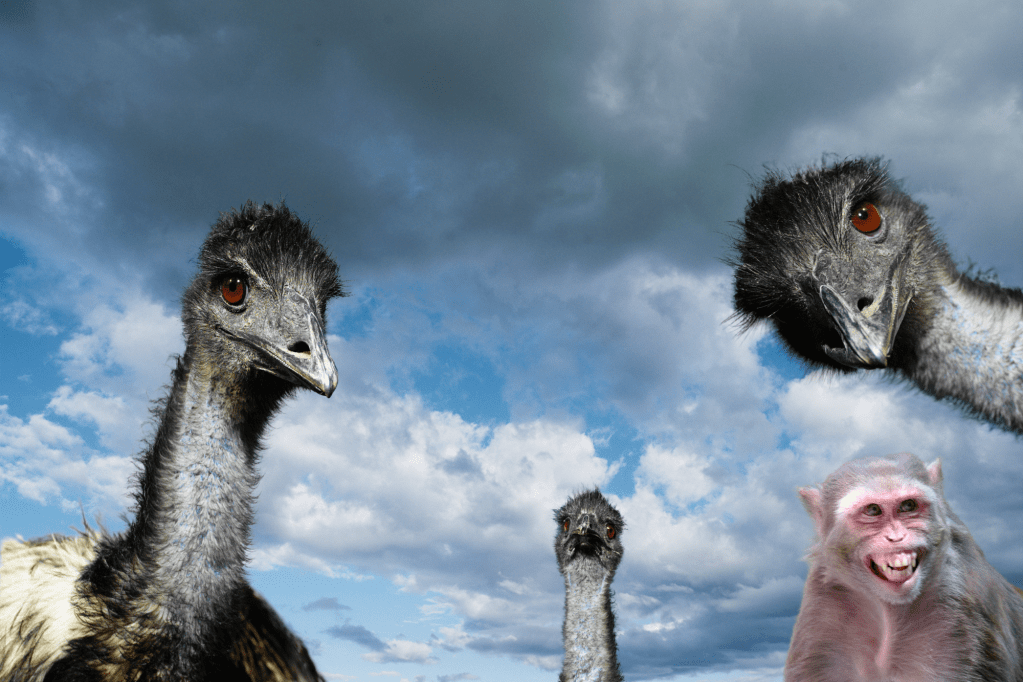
[851,202,882,233]
[606,523,616,539]
[221,276,247,306]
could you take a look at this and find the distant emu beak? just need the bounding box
[817,250,913,369]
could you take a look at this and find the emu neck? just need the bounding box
[907,276,1023,434]
[561,562,620,682]
[124,348,278,643]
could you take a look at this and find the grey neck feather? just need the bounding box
[142,356,259,642]
[909,277,1023,434]
[560,560,621,682]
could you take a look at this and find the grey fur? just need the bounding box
[554,489,625,682]
[732,158,1023,435]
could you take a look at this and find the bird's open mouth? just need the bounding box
[868,550,921,585]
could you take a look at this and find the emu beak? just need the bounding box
[818,251,912,369]
[223,290,339,397]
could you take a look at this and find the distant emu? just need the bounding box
[733,157,1023,435]
[555,489,625,682]
[0,201,343,681]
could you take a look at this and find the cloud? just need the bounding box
[0,404,134,515]
[1,298,60,336]
[326,624,386,652]
[258,389,616,573]
[361,639,436,665]
[303,597,351,612]
[2,1,1021,680]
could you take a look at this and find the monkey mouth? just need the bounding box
[868,551,920,584]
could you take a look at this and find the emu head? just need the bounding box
[732,158,949,370]
[182,201,344,397]
[555,489,625,579]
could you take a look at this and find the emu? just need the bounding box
[554,489,625,682]
[732,157,1023,435]
[0,201,343,681]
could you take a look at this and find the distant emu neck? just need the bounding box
[908,277,1023,433]
[561,565,620,682]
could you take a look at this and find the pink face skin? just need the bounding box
[838,484,931,602]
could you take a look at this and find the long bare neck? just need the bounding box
[560,564,622,682]
[906,274,1023,434]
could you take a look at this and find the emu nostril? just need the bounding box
[857,297,873,311]
[288,341,311,355]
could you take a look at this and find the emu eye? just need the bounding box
[864,503,882,517]
[851,202,882,233]
[221,277,247,306]
[606,523,616,539]
[899,499,918,513]
[563,519,569,532]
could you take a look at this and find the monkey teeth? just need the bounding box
[870,551,919,584]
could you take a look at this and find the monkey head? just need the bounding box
[800,453,950,605]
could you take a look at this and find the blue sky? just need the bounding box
[1,1,1022,680]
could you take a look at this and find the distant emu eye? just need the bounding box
[221,277,247,306]
[851,202,882,233]
[899,499,918,513]
[563,519,569,532]
[864,503,882,517]
[606,523,616,539]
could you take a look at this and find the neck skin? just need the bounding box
[904,273,1023,434]
[560,561,621,682]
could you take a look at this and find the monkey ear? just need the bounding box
[799,487,826,536]
[927,459,943,486]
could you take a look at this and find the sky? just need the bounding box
[1,1,1022,680]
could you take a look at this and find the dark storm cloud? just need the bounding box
[3,0,1021,299]
[0,0,599,279]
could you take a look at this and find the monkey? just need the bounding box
[786,452,1023,681]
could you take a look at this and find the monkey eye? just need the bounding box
[562,519,570,532]
[221,276,247,307]
[850,202,882,233]
[606,523,616,539]
[863,503,882,517]
[899,499,918,513]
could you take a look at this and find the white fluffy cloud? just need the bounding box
[0,404,134,515]
[259,388,616,574]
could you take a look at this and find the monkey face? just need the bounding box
[837,484,933,605]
